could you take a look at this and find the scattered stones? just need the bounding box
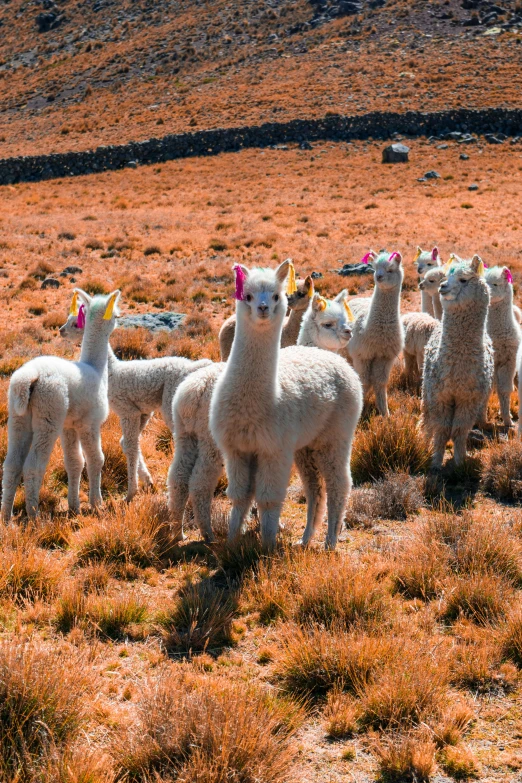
[436,144,449,149]
[62,266,83,275]
[485,134,504,144]
[468,183,479,191]
[310,271,323,279]
[460,153,470,160]
[338,263,374,276]
[467,429,486,448]
[117,312,186,333]
[424,170,441,179]
[382,143,409,163]
[41,277,60,289]
[125,160,138,169]
[36,11,64,32]
[299,141,313,150]
[417,177,427,183]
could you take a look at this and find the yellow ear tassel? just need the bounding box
[69,291,79,316]
[103,293,117,320]
[413,247,422,263]
[344,299,355,322]
[286,262,297,296]
[317,296,327,312]
[305,275,314,298]
[476,259,485,277]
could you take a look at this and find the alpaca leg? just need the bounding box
[226,452,257,541]
[403,351,418,384]
[189,443,224,543]
[61,427,84,514]
[295,447,327,547]
[351,357,372,403]
[137,413,154,487]
[496,363,515,427]
[255,454,293,550]
[431,404,453,470]
[167,433,198,541]
[372,358,393,417]
[79,425,104,509]
[22,426,60,519]
[315,447,350,551]
[119,414,142,502]
[451,408,476,466]
[1,415,33,521]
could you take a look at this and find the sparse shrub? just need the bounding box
[449,637,513,692]
[43,311,67,330]
[373,730,436,782]
[442,574,512,625]
[0,640,92,779]
[182,313,213,338]
[454,512,522,585]
[158,581,238,654]
[154,420,173,455]
[393,528,449,600]
[85,239,104,251]
[100,415,129,496]
[352,414,432,484]
[29,260,55,280]
[74,496,178,569]
[0,528,63,603]
[482,440,522,502]
[143,245,161,256]
[501,604,522,667]
[346,472,424,526]
[432,700,474,747]
[0,356,25,376]
[209,238,228,252]
[112,328,150,360]
[441,745,481,780]
[114,672,297,782]
[29,305,46,316]
[19,276,37,290]
[215,530,265,579]
[55,583,147,638]
[324,687,359,739]
[83,278,108,295]
[58,231,76,241]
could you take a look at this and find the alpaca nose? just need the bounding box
[376,273,384,282]
[258,304,269,316]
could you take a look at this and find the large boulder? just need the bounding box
[117,312,186,333]
[382,143,410,163]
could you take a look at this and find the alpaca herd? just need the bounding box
[1,248,521,550]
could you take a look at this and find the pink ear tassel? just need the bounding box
[504,268,513,284]
[360,252,374,265]
[389,252,401,264]
[77,304,86,329]
[432,247,439,261]
[233,264,246,301]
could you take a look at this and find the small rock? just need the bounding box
[468,183,479,191]
[382,143,409,164]
[458,135,478,144]
[484,134,503,145]
[511,136,521,145]
[41,277,60,289]
[338,263,374,277]
[467,429,486,447]
[460,153,470,160]
[126,160,138,169]
[299,141,312,150]
[62,265,83,275]
[424,170,441,179]
[310,271,323,279]
[436,144,449,150]
[117,312,186,333]
[417,177,427,182]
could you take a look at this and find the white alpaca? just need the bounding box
[346,251,404,417]
[209,261,363,550]
[59,314,211,501]
[485,266,521,427]
[401,311,438,382]
[168,288,356,543]
[297,291,354,353]
[422,256,494,469]
[1,290,119,520]
[518,342,522,438]
[219,273,314,360]
[418,267,446,320]
[414,246,441,316]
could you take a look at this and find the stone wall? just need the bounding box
[1,107,521,185]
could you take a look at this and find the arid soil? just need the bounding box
[0,142,521,782]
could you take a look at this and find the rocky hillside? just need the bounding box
[0,0,521,156]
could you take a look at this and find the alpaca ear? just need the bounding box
[312,293,327,312]
[413,247,422,264]
[471,255,484,277]
[74,288,92,309]
[432,247,439,262]
[304,275,314,297]
[286,261,298,295]
[389,252,402,266]
[344,299,355,322]
[233,264,249,300]
[503,267,513,284]
[334,289,348,303]
[69,291,80,316]
[103,290,121,320]
[361,250,377,265]
[275,258,292,287]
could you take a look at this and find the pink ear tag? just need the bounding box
[233,264,246,300]
[360,252,373,265]
[432,247,439,262]
[77,304,86,329]
[504,268,513,284]
[389,252,401,264]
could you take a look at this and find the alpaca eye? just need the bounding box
[298,292,305,298]
[273,294,279,302]
[245,294,252,302]
[323,323,333,329]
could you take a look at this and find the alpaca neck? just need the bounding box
[80,326,110,375]
[442,299,487,348]
[297,312,315,348]
[368,283,401,324]
[488,289,517,338]
[433,292,443,320]
[421,289,434,316]
[283,307,306,345]
[227,311,284,404]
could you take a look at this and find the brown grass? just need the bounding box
[372,730,436,783]
[0,526,63,603]
[346,471,425,526]
[482,440,522,502]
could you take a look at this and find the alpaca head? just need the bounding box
[439,255,489,310]
[287,275,314,313]
[414,246,440,277]
[233,260,290,331]
[59,313,84,344]
[308,290,354,352]
[485,265,513,305]
[65,289,121,340]
[373,251,404,291]
[419,267,447,297]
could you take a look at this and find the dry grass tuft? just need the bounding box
[158,581,238,655]
[432,699,475,747]
[323,687,359,739]
[346,471,425,526]
[0,640,92,779]
[501,604,522,667]
[482,439,522,502]
[441,745,481,780]
[0,526,63,603]
[74,496,178,570]
[372,730,436,782]
[441,574,512,626]
[114,671,297,782]
[392,526,449,601]
[215,530,265,578]
[352,413,432,484]
[111,327,151,360]
[55,582,148,638]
